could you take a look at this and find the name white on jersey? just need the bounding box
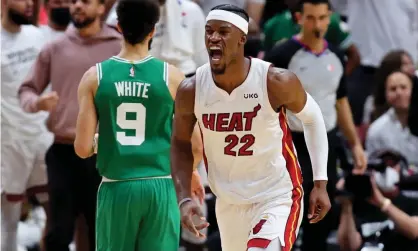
[195,58,303,205]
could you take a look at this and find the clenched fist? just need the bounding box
[36,91,59,112]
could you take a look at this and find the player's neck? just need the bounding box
[117,42,150,61]
[1,16,21,33]
[77,19,101,37]
[212,57,251,94]
[296,33,325,54]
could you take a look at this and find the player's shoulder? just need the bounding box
[83,65,99,83]
[175,74,196,110]
[267,66,298,86]
[79,65,99,94]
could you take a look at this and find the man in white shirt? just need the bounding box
[366,72,418,166]
[1,0,53,250]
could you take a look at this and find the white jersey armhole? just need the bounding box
[194,65,205,120]
[258,59,277,115]
[96,63,102,86]
[163,62,169,86]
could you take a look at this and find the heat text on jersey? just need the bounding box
[201,104,261,132]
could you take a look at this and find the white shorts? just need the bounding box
[216,187,303,251]
[1,132,53,199]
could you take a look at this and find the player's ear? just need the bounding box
[240,34,247,45]
[148,26,156,39]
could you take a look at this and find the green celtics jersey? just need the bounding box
[263,11,352,51]
[94,55,173,180]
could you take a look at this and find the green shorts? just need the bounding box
[96,177,180,251]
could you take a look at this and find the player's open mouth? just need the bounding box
[209,46,222,62]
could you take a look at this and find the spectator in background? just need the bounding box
[107,0,207,77]
[39,0,71,40]
[364,50,417,124]
[264,1,367,250]
[1,0,53,249]
[328,0,347,21]
[260,0,288,26]
[263,0,360,75]
[366,72,418,166]
[17,0,121,249]
[343,0,418,126]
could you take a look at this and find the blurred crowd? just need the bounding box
[1,0,418,251]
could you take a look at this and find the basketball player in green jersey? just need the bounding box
[73,0,206,250]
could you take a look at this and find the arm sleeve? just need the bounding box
[18,44,52,113]
[294,93,329,181]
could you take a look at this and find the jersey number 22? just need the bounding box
[224,134,255,156]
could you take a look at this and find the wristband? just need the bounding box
[178,197,192,208]
[381,198,392,213]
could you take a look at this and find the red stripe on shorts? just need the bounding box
[278,107,303,251]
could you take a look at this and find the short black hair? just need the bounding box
[210,4,250,22]
[116,0,159,45]
[299,0,330,12]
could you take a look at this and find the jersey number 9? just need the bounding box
[116,103,146,146]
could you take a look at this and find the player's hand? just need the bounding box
[36,91,59,112]
[180,200,209,238]
[308,181,331,224]
[351,144,367,175]
[191,170,205,204]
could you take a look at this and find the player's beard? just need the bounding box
[72,16,96,29]
[8,9,32,25]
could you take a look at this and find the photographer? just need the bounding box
[337,164,418,251]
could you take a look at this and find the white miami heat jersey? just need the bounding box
[195,58,303,205]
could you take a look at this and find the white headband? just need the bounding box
[206,9,248,35]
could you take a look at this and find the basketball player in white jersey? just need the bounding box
[171,4,331,251]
